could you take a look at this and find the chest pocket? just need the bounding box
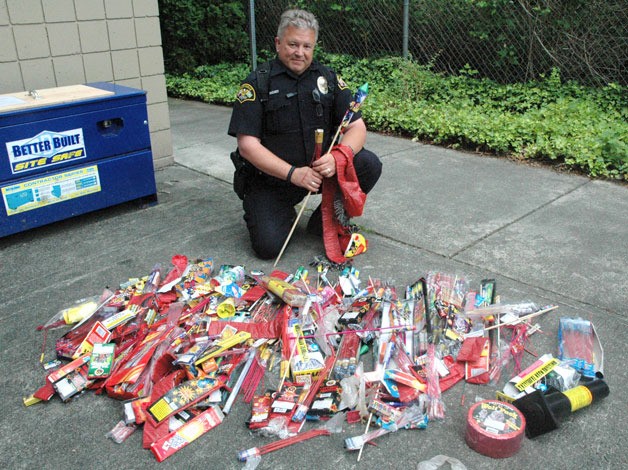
[264,94,299,135]
[310,89,334,129]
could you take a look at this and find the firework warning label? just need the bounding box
[1,165,101,215]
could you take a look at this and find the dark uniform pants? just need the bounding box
[243,148,382,259]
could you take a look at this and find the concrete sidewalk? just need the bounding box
[0,97,626,470]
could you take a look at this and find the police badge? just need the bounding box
[317,76,328,94]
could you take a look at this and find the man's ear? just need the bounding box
[274,36,280,51]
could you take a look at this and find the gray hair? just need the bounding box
[277,9,319,42]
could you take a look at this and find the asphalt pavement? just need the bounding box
[0,97,626,470]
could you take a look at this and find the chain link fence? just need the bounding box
[248,0,626,86]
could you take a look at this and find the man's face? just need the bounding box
[275,26,316,75]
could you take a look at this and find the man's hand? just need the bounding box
[312,152,336,178]
[292,166,323,191]
[312,117,366,179]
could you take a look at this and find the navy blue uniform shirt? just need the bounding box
[228,58,360,172]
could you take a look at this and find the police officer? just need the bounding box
[228,9,382,259]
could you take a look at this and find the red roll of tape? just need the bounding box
[465,400,526,458]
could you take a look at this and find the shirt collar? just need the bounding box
[272,58,321,80]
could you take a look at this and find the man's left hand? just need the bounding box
[312,153,336,178]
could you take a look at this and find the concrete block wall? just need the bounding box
[0,0,173,167]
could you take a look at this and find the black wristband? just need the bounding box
[286,165,296,182]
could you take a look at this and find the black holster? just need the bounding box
[230,148,254,200]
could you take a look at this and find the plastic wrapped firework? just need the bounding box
[256,275,308,307]
[238,428,331,462]
[141,263,162,294]
[427,272,468,309]
[106,420,137,444]
[344,404,425,450]
[339,83,369,132]
[557,317,601,378]
[464,302,539,320]
[407,277,429,358]
[333,332,360,380]
[426,343,445,420]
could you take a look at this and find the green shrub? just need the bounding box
[158,1,248,74]
[166,57,627,180]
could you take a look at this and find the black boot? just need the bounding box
[306,205,323,236]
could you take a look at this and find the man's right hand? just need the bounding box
[291,166,322,192]
[237,135,322,192]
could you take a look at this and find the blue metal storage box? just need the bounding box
[0,82,158,237]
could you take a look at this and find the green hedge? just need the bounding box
[158,0,248,74]
[166,56,627,180]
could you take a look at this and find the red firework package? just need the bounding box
[439,356,465,392]
[270,382,305,417]
[56,309,117,359]
[308,380,342,417]
[73,321,112,359]
[52,364,93,401]
[248,392,273,430]
[383,369,426,393]
[206,313,285,340]
[125,396,151,424]
[458,336,491,384]
[104,326,175,400]
[150,406,225,462]
[47,354,91,384]
[338,296,376,326]
[142,369,187,449]
[465,400,526,458]
[160,254,189,286]
[32,380,56,402]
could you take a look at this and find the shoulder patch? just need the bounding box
[337,76,348,90]
[236,83,256,103]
